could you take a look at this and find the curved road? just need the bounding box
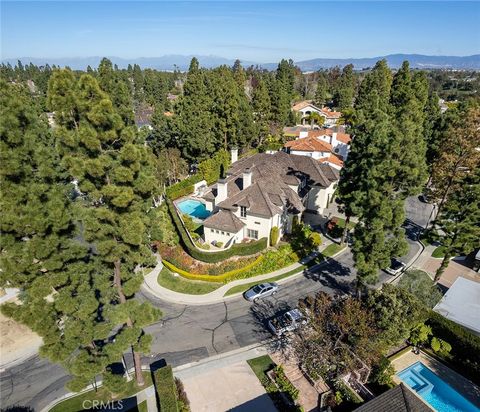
[1,236,421,411]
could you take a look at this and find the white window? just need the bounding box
[240,206,247,218]
[247,229,259,239]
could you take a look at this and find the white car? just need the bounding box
[243,282,279,302]
[384,258,406,275]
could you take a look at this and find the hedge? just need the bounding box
[163,255,264,283]
[166,198,267,263]
[154,366,179,412]
[426,311,480,384]
[165,174,203,200]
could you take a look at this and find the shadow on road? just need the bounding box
[304,259,354,294]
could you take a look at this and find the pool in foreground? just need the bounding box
[177,199,211,220]
[397,361,479,412]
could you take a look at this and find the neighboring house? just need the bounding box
[292,100,342,127]
[201,150,339,247]
[354,383,433,412]
[433,277,480,336]
[134,105,154,130]
[283,127,352,169]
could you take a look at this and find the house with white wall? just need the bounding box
[283,127,351,169]
[292,101,342,127]
[201,151,339,247]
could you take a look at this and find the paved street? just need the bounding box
[405,195,436,229]
[0,240,421,411]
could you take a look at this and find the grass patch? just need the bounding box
[158,268,221,295]
[432,246,446,258]
[223,265,306,297]
[49,372,152,412]
[248,355,276,379]
[137,401,148,412]
[321,243,346,258]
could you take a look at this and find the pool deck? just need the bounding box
[391,349,480,408]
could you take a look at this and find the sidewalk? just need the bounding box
[142,246,347,306]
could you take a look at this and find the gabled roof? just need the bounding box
[292,100,322,112]
[202,152,339,218]
[336,132,351,144]
[203,209,245,232]
[321,107,342,119]
[354,384,433,412]
[319,153,344,167]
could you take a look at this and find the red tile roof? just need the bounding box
[336,132,351,144]
[292,100,322,112]
[284,136,333,153]
[321,107,342,119]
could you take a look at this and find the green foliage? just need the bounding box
[409,323,433,346]
[430,337,452,356]
[270,226,279,246]
[273,366,299,400]
[175,378,190,412]
[153,366,179,412]
[165,198,267,262]
[158,268,221,295]
[149,204,179,246]
[397,270,443,308]
[333,64,356,110]
[366,284,426,348]
[370,356,395,387]
[165,174,202,200]
[102,371,128,395]
[333,380,363,404]
[427,311,480,383]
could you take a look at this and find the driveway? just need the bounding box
[405,195,436,228]
[181,361,276,412]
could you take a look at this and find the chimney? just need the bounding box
[231,147,238,164]
[243,168,252,190]
[331,132,337,145]
[216,179,228,203]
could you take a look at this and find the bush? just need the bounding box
[370,356,395,387]
[430,337,452,356]
[272,366,299,400]
[166,198,267,263]
[427,311,480,384]
[175,378,190,412]
[216,242,224,248]
[162,256,264,283]
[153,366,179,412]
[102,371,128,395]
[398,270,443,308]
[270,226,279,246]
[165,175,202,200]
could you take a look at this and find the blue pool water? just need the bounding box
[177,199,211,220]
[397,362,479,412]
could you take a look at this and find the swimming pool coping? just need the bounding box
[390,348,480,408]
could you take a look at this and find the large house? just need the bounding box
[292,101,342,127]
[283,127,351,169]
[201,150,339,247]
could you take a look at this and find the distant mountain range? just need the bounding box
[3,53,480,71]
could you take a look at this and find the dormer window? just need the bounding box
[240,206,247,218]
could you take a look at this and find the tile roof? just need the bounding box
[354,384,433,412]
[319,154,344,167]
[203,209,245,232]
[203,152,339,218]
[283,126,310,136]
[285,136,333,153]
[308,128,334,138]
[321,107,342,119]
[336,132,351,144]
[292,100,322,112]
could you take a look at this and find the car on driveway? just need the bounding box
[243,282,279,302]
[384,258,406,275]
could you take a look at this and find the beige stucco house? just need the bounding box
[291,101,342,127]
[200,151,339,247]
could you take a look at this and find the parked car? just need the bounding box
[268,308,307,335]
[243,282,279,302]
[384,258,406,275]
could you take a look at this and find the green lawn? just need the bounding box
[432,246,446,258]
[158,268,222,295]
[223,265,306,296]
[49,372,152,412]
[321,243,346,257]
[137,401,148,412]
[247,355,276,379]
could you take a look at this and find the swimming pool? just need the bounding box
[177,199,211,220]
[397,361,479,412]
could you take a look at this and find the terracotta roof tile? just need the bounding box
[285,136,333,152]
[336,132,351,144]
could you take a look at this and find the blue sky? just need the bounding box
[1,1,479,62]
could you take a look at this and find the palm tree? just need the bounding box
[307,112,324,128]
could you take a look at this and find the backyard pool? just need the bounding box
[397,362,479,412]
[177,199,211,220]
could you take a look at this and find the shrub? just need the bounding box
[270,226,279,246]
[409,323,432,346]
[216,242,224,248]
[175,378,190,412]
[273,366,299,400]
[427,311,480,384]
[166,198,267,262]
[153,366,179,412]
[309,232,322,248]
[102,371,128,395]
[370,356,395,387]
[430,337,452,356]
[398,270,443,308]
[165,175,202,200]
[162,256,264,283]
